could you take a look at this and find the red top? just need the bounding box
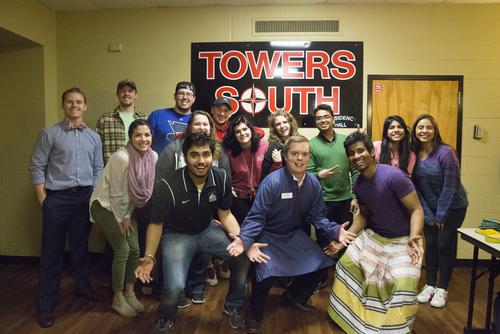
[226,139,271,198]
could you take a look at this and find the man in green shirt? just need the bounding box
[306,104,359,289]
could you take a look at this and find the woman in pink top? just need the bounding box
[223,115,274,225]
[373,115,416,175]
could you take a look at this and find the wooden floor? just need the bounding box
[0,260,497,334]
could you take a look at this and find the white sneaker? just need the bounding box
[430,288,448,308]
[417,285,435,303]
[205,266,218,286]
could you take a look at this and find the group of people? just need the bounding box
[29,79,468,334]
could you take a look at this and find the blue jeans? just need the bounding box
[184,253,208,297]
[158,221,249,319]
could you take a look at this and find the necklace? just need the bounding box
[242,150,255,197]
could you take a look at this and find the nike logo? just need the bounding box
[182,200,190,204]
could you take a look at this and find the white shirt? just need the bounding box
[90,147,157,224]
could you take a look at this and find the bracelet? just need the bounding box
[145,254,156,264]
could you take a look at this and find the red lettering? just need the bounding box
[198,51,222,80]
[246,51,282,79]
[330,50,356,80]
[291,87,316,114]
[267,86,293,113]
[213,85,343,118]
[315,87,340,114]
[306,51,330,79]
[282,51,304,79]
[220,51,247,80]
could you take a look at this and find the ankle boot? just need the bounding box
[112,294,138,317]
[124,291,145,313]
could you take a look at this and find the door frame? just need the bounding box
[367,75,464,160]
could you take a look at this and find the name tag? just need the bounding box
[281,192,293,199]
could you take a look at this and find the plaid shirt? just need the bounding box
[96,107,147,164]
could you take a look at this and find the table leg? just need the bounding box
[485,256,496,329]
[467,246,479,329]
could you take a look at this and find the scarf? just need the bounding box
[127,143,156,208]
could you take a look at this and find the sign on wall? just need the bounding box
[191,41,363,128]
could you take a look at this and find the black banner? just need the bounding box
[191,41,363,128]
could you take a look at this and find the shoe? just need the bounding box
[313,280,328,294]
[112,295,138,317]
[214,259,231,279]
[245,314,261,334]
[430,288,448,308]
[282,291,317,314]
[37,310,55,328]
[176,293,191,309]
[417,285,435,303]
[223,304,245,329]
[191,294,206,304]
[75,289,105,302]
[206,266,218,286]
[154,317,174,334]
[124,291,145,313]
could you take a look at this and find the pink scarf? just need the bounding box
[127,143,156,208]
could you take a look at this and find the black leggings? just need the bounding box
[249,270,323,321]
[231,197,253,225]
[423,208,467,290]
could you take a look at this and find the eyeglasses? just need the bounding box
[176,92,194,98]
[315,115,332,121]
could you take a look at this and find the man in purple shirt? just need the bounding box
[30,87,104,328]
[327,131,424,334]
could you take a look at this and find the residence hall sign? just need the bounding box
[191,41,363,128]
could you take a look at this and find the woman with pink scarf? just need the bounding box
[90,119,157,317]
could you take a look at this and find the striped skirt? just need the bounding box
[328,229,422,334]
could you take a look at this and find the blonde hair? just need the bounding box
[267,110,299,143]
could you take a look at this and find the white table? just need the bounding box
[458,228,500,334]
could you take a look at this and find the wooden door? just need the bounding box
[367,76,463,156]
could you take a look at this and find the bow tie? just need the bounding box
[65,122,87,131]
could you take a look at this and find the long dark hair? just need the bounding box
[379,115,411,173]
[223,115,260,156]
[411,114,444,155]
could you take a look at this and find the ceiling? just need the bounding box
[38,0,500,11]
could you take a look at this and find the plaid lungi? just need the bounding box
[328,229,422,334]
